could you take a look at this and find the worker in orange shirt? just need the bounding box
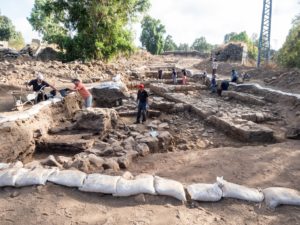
[70,78,93,108]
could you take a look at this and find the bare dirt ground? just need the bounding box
[0,141,299,225]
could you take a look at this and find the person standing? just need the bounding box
[70,78,93,108]
[135,84,148,124]
[26,73,57,103]
[158,69,163,79]
[211,73,217,93]
[182,69,187,85]
[212,58,218,76]
[172,68,177,84]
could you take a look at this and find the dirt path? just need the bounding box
[0,141,299,225]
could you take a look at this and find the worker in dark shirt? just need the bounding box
[217,80,230,96]
[135,84,148,124]
[158,69,163,79]
[26,73,57,102]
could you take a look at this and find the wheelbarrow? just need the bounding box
[11,90,37,111]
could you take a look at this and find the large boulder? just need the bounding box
[73,108,118,134]
[92,78,130,107]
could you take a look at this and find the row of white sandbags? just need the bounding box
[0,165,186,201]
[0,163,300,209]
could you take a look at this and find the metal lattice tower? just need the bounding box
[257,0,273,68]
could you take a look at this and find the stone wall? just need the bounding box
[214,42,248,63]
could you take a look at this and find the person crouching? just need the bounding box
[70,79,93,108]
[135,84,149,124]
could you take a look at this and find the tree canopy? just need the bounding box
[163,35,177,52]
[140,15,166,55]
[191,37,212,53]
[177,43,190,51]
[277,16,300,68]
[28,0,150,61]
[0,13,25,50]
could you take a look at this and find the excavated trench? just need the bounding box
[0,76,297,175]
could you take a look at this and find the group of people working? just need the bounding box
[26,61,249,125]
[26,74,93,108]
[210,58,245,95]
[26,73,149,124]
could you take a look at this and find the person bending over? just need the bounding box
[26,73,57,103]
[70,79,93,108]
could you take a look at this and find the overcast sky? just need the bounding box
[1,0,299,50]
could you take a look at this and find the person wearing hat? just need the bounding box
[70,78,93,108]
[135,84,148,124]
[26,73,57,102]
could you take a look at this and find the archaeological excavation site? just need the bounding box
[0,0,300,224]
[0,49,300,224]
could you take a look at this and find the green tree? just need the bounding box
[177,43,190,51]
[224,31,258,60]
[8,32,25,50]
[277,16,300,68]
[140,16,166,54]
[0,13,25,49]
[28,0,150,61]
[0,14,15,41]
[191,36,212,53]
[224,32,237,44]
[163,35,177,52]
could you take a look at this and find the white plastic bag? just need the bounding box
[114,174,156,197]
[217,177,264,203]
[187,183,222,202]
[79,174,120,194]
[0,168,28,187]
[15,167,58,187]
[48,169,87,187]
[154,176,186,201]
[263,187,300,208]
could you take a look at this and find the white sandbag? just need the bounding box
[217,177,264,203]
[79,174,120,194]
[11,161,23,168]
[48,169,87,187]
[24,161,43,170]
[263,187,300,208]
[15,167,58,187]
[0,168,28,187]
[154,176,186,201]
[0,163,10,170]
[187,183,222,202]
[114,174,156,197]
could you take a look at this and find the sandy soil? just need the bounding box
[0,141,299,225]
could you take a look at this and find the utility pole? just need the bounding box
[257,0,273,68]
